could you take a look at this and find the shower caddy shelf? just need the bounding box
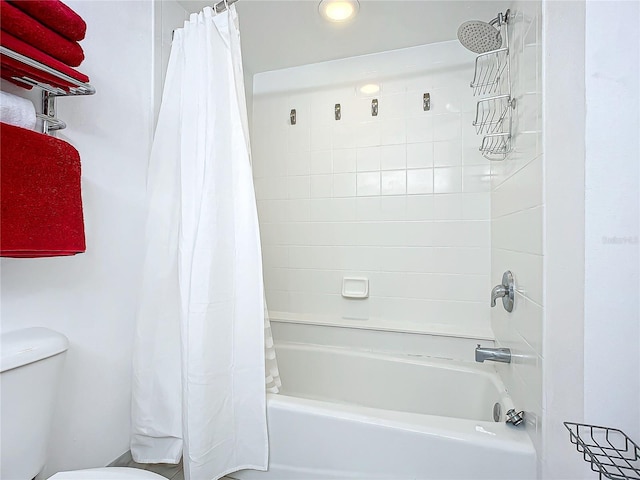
[564,422,640,480]
[468,10,515,161]
[0,45,96,136]
[471,47,509,97]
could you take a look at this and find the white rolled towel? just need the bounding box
[0,91,36,130]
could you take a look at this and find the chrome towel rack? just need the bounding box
[0,45,95,136]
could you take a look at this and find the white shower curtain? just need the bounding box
[131,6,279,480]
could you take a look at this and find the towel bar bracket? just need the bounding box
[41,92,63,134]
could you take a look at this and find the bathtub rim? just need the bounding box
[273,342,519,423]
[265,392,536,456]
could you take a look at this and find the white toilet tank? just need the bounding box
[1,327,69,480]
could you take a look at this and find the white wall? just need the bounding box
[541,0,588,478]
[583,0,640,442]
[253,42,494,337]
[0,1,185,477]
[542,1,640,478]
[489,0,544,463]
[154,0,189,129]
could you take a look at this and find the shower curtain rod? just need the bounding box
[213,0,239,13]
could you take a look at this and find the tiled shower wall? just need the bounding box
[490,1,544,462]
[252,42,493,334]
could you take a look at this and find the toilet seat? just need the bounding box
[48,467,167,479]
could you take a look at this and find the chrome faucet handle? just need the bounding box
[490,271,515,312]
[490,285,508,307]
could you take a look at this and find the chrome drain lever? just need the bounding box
[506,408,525,426]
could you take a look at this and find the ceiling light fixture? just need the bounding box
[359,83,380,95]
[318,0,359,23]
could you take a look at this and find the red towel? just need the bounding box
[1,30,89,91]
[0,122,86,258]
[0,64,34,88]
[1,1,84,66]
[7,0,86,41]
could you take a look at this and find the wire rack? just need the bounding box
[470,47,509,96]
[564,422,640,480]
[465,9,514,161]
[479,132,511,160]
[473,94,514,135]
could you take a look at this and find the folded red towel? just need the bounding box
[1,0,84,66]
[1,56,79,90]
[0,122,86,258]
[0,64,34,88]
[1,30,89,91]
[7,0,86,41]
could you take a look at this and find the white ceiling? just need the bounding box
[178,0,509,78]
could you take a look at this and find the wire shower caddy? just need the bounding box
[467,10,515,161]
[564,422,640,480]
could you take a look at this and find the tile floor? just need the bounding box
[117,452,235,480]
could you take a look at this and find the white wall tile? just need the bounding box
[407,142,434,169]
[433,194,463,220]
[381,170,407,195]
[380,196,407,221]
[356,197,382,221]
[356,121,381,148]
[380,144,406,170]
[379,93,407,119]
[310,198,334,222]
[462,165,492,193]
[489,1,543,460]
[462,193,491,220]
[433,141,462,167]
[356,146,381,172]
[253,41,492,333]
[310,174,333,198]
[380,118,407,145]
[407,168,434,194]
[434,167,463,194]
[492,206,543,255]
[430,247,490,275]
[332,148,357,173]
[308,222,335,246]
[287,199,310,222]
[287,126,310,153]
[310,125,332,151]
[405,222,433,247]
[406,115,434,143]
[406,195,434,221]
[332,123,358,149]
[286,150,310,176]
[333,173,357,197]
[310,150,332,175]
[287,176,310,199]
[330,198,357,222]
[357,172,381,196]
[433,114,461,141]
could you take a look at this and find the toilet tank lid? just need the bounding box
[49,467,167,479]
[1,327,69,373]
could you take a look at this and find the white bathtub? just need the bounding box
[233,343,536,480]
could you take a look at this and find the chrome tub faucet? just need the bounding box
[475,344,512,363]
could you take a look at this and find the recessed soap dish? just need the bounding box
[342,277,369,299]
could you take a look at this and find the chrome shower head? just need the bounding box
[457,19,503,54]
